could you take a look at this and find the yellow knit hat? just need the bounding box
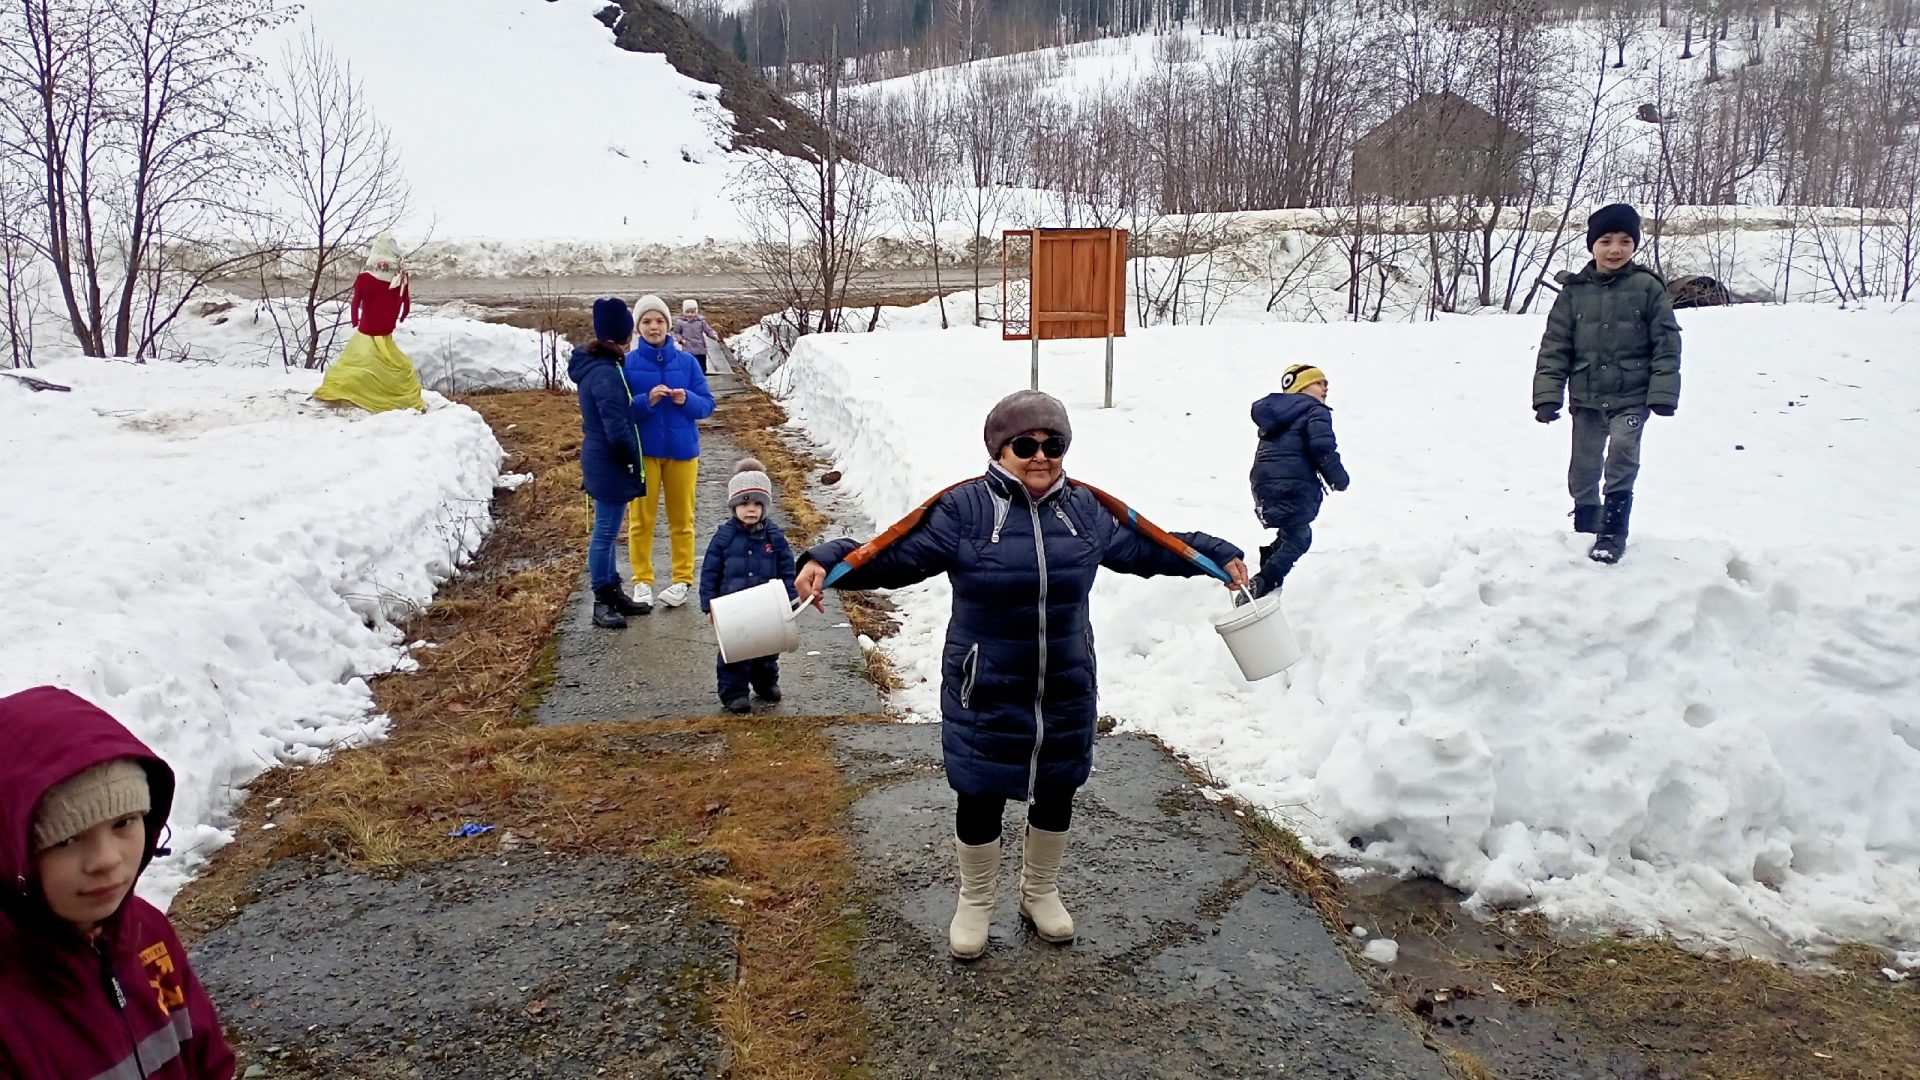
[1281,364,1327,394]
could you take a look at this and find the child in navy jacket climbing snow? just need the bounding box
[1247,364,1350,600]
[700,458,799,714]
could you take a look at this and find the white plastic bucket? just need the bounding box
[1210,591,1302,682]
[711,580,807,663]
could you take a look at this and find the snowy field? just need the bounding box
[0,360,504,904]
[749,302,1920,959]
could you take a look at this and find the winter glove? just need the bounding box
[1535,404,1561,424]
[1649,404,1676,417]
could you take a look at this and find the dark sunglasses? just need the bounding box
[1008,435,1069,460]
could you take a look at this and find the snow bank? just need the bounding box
[756,305,1920,957]
[0,359,504,906]
[398,316,561,393]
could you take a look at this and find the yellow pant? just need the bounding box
[628,457,699,586]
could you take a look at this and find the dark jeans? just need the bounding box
[1569,405,1648,506]
[955,790,1075,845]
[588,497,628,589]
[1254,524,1313,596]
[716,652,779,703]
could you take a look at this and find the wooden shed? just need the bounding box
[1351,92,1526,202]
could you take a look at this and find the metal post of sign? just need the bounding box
[1103,335,1114,409]
[1031,335,1041,391]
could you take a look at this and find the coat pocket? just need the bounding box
[960,643,981,710]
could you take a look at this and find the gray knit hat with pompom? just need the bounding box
[727,457,772,509]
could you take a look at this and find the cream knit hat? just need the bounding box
[33,758,150,853]
[635,294,671,322]
[727,457,773,509]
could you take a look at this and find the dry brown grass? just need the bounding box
[169,390,877,1079]
[1454,921,1920,1080]
[714,391,832,546]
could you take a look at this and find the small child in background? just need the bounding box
[700,458,799,714]
[1245,363,1350,602]
[0,686,237,1078]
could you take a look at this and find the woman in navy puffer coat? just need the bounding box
[797,390,1248,962]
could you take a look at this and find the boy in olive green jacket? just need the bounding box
[1533,202,1682,564]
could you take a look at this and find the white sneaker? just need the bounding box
[657,582,691,608]
[629,582,653,607]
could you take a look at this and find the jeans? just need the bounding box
[1254,524,1314,596]
[1568,405,1649,506]
[716,653,779,704]
[954,790,1075,845]
[588,497,627,589]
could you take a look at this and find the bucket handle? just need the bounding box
[783,595,809,622]
[1233,585,1257,607]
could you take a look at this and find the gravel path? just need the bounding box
[194,854,736,1079]
[831,722,1456,1079]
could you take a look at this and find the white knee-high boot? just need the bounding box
[1018,826,1075,943]
[949,836,1000,960]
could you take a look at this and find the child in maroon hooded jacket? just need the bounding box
[0,686,236,1079]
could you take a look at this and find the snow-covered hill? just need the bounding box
[270,0,753,244]
[746,299,1920,959]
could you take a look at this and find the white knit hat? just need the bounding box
[33,758,151,852]
[727,457,772,509]
[635,294,671,322]
[682,299,699,313]
[364,233,405,285]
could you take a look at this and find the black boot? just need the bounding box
[1571,504,1603,535]
[1588,493,1633,564]
[752,681,782,704]
[608,579,652,617]
[721,696,752,715]
[592,585,628,629]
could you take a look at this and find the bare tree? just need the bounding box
[954,65,1028,325]
[258,24,410,370]
[734,33,880,341]
[0,0,285,359]
[0,162,37,367]
[875,76,959,327]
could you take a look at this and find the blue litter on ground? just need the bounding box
[448,823,496,838]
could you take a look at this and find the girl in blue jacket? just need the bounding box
[625,295,716,610]
[569,299,652,629]
[796,391,1249,961]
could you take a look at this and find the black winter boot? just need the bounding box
[592,586,628,629]
[1571,504,1603,535]
[752,681,782,704]
[1588,493,1633,564]
[721,696,752,715]
[608,579,652,617]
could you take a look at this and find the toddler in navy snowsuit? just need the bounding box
[700,458,798,714]
[1247,364,1349,599]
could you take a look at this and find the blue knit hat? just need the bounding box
[592,298,633,344]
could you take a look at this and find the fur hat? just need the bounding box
[364,233,404,285]
[635,295,672,322]
[1587,203,1642,251]
[33,758,150,853]
[592,298,633,344]
[728,457,773,510]
[1281,364,1326,394]
[982,390,1072,457]
[682,299,699,314]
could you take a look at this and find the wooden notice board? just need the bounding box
[1002,228,1127,341]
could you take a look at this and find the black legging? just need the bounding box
[955,790,1074,846]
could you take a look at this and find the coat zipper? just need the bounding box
[960,644,979,709]
[1026,499,1049,801]
[98,942,150,1080]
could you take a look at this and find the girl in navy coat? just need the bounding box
[796,391,1249,961]
[569,298,652,629]
[700,458,798,714]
